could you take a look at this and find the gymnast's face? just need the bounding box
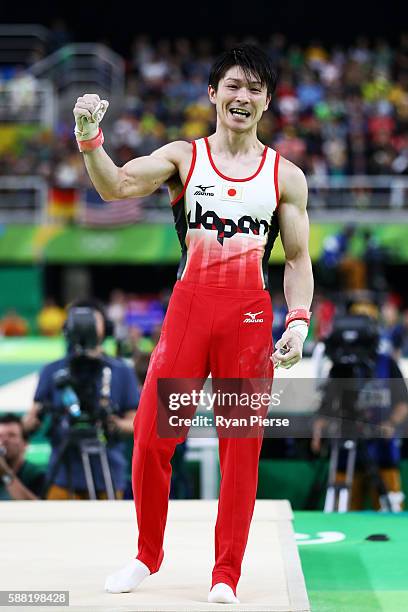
[208,66,271,133]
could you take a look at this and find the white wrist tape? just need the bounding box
[287,320,308,342]
[92,100,109,123]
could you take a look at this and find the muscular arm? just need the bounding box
[271,158,314,369]
[278,159,314,312]
[82,141,189,201]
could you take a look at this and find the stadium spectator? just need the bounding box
[5,66,38,118]
[317,225,356,290]
[380,298,405,360]
[37,299,66,336]
[117,325,155,360]
[0,414,45,501]
[53,151,86,189]
[107,289,128,339]
[0,310,29,337]
[313,293,336,341]
[2,35,408,183]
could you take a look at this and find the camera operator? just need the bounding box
[23,299,139,500]
[0,413,45,500]
[311,303,408,511]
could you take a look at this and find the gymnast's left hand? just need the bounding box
[271,325,306,369]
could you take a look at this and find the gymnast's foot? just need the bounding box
[208,583,240,604]
[104,559,150,593]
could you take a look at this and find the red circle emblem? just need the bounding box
[228,188,236,197]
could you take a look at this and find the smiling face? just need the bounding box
[208,65,271,133]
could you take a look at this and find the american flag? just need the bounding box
[77,188,144,227]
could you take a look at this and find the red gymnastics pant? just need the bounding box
[132,280,274,594]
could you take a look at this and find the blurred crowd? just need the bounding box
[2,285,408,504]
[2,286,408,361]
[1,32,408,186]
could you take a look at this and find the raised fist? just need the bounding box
[73,93,109,141]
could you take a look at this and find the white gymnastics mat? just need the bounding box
[0,500,310,612]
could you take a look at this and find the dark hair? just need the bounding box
[0,413,28,441]
[208,44,278,97]
[69,297,106,315]
[68,298,113,338]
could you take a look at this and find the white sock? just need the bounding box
[104,559,150,593]
[208,583,240,604]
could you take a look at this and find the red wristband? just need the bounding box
[285,309,311,328]
[76,128,104,152]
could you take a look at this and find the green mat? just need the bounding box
[295,511,408,612]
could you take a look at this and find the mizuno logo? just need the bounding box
[243,311,264,323]
[194,185,215,196]
[188,202,269,245]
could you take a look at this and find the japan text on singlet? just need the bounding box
[171,137,280,290]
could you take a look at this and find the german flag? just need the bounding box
[48,187,80,221]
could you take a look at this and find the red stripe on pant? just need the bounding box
[132,280,274,595]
